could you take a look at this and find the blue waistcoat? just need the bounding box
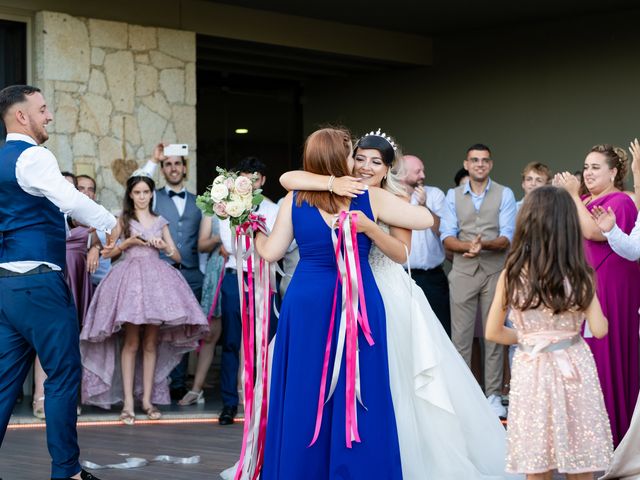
[154,188,202,268]
[0,140,66,269]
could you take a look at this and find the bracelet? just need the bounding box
[165,248,175,257]
[328,175,336,194]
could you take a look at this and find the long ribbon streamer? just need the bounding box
[82,455,200,470]
[310,211,372,449]
[232,213,277,480]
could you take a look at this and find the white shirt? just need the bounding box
[141,160,187,215]
[220,199,280,271]
[405,185,446,270]
[603,215,640,261]
[0,133,117,273]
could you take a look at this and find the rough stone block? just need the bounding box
[53,92,78,134]
[39,12,90,82]
[149,50,183,69]
[159,69,185,104]
[135,53,150,64]
[135,64,158,97]
[72,132,96,156]
[88,69,107,95]
[104,51,135,113]
[129,24,157,51]
[138,105,168,156]
[185,62,196,106]
[79,93,112,136]
[157,28,195,62]
[89,18,127,49]
[91,47,105,66]
[141,92,172,119]
[111,114,141,145]
[98,136,124,167]
[172,105,196,146]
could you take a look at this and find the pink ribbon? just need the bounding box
[310,211,373,449]
[231,213,277,480]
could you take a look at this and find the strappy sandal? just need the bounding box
[32,396,45,419]
[144,405,162,420]
[119,409,135,425]
[178,390,204,406]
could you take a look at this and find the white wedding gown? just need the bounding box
[222,225,514,479]
[370,224,512,479]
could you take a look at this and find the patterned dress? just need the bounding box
[80,216,209,408]
[507,304,613,474]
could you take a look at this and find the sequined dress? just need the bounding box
[80,216,209,408]
[507,305,613,474]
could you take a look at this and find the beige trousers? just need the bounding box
[448,268,503,397]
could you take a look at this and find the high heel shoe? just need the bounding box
[178,390,204,406]
[32,396,45,419]
[144,405,162,420]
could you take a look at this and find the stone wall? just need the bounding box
[34,11,197,211]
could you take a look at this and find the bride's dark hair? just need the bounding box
[504,186,594,313]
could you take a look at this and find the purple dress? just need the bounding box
[583,192,640,446]
[64,225,94,325]
[80,216,209,408]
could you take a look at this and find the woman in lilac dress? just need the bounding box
[81,172,208,424]
[555,144,640,446]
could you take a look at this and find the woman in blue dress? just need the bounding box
[255,128,433,479]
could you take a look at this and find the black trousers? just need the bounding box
[410,265,451,337]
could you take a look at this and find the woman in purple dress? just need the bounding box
[555,144,640,446]
[65,225,95,325]
[80,172,209,424]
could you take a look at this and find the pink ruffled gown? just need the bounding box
[80,216,209,408]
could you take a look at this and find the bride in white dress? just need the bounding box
[278,130,511,479]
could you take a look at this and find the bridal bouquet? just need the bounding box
[196,167,264,226]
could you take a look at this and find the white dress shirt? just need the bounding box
[220,199,280,271]
[603,214,640,261]
[0,133,116,272]
[405,185,446,270]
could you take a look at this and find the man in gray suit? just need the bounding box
[142,143,203,399]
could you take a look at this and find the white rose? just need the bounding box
[210,183,229,202]
[226,200,245,218]
[213,175,226,185]
[242,194,253,210]
[235,176,253,196]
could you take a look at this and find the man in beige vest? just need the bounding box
[440,143,516,418]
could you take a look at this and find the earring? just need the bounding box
[383,173,388,180]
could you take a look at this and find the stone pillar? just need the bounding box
[34,11,197,211]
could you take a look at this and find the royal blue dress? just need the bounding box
[262,191,403,479]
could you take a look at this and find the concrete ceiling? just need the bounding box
[209,0,640,36]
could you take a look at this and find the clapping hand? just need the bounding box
[630,138,640,176]
[553,172,581,197]
[592,206,617,233]
[463,234,482,258]
[332,176,368,198]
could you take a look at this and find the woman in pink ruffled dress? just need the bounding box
[80,172,208,424]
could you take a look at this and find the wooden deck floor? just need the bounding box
[1,421,243,479]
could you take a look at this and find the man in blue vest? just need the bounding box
[142,143,203,399]
[0,85,116,479]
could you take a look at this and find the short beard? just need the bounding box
[29,121,48,144]
[165,174,185,186]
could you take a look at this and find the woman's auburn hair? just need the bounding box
[504,186,595,314]
[296,127,353,214]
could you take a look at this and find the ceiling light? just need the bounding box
[235,128,248,134]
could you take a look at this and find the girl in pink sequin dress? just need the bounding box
[80,173,208,424]
[486,186,613,479]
